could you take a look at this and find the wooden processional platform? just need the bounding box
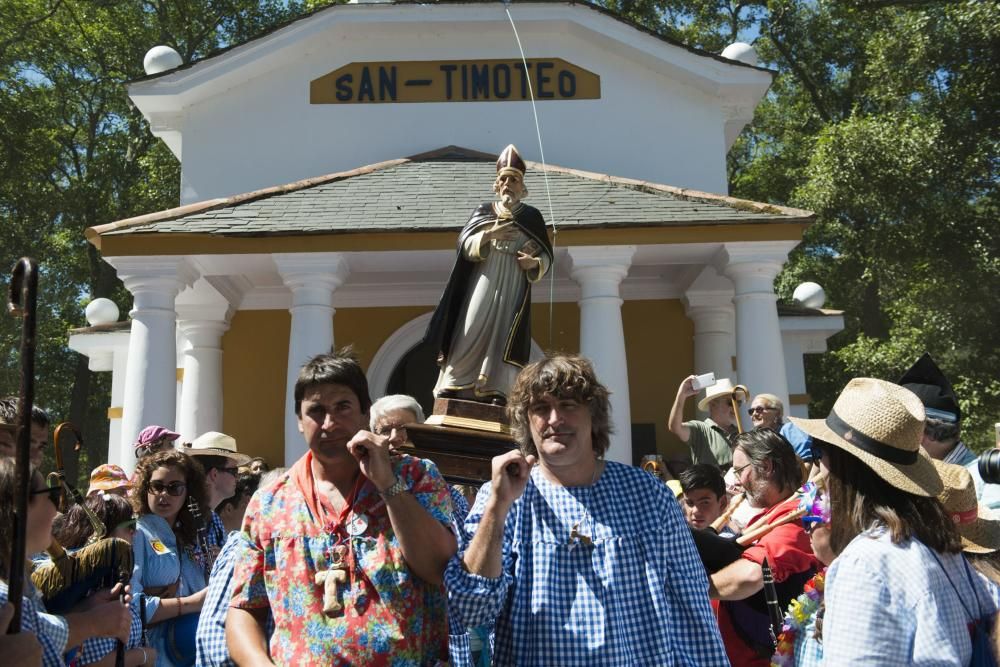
[403,398,517,484]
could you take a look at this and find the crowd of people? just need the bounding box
[2,348,1000,666]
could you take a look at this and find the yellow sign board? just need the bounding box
[310,59,600,104]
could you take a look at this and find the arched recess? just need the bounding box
[368,312,545,410]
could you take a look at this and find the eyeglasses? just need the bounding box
[148,480,187,497]
[732,462,753,477]
[31,485,62,508]
[748,406,776,415]
[802,519,825,535]
[211,466,239,477]
[373,424,407,437]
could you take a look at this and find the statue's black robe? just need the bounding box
[423,202,553,370]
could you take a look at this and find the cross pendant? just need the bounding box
[315,545,349,617]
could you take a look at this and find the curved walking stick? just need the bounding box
[48,422,106,540]
[731,384,750,434]
[7,258,38,634]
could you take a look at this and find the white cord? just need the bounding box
[505,3,558,346]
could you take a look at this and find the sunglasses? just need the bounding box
[748,406,775,415]
[148,480,187,497]
[31,485,62,508]
[211,466,239,477]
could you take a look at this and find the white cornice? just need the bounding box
[128,3,771,121]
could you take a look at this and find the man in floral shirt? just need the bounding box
[226,349,457,665]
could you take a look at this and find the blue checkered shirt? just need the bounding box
[75,603,142,665]
[824,528,997,665]
[196,530,274,667]
[0,579,69,667]
[445,461,729,666]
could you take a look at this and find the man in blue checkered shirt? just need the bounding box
[445,354,729,666]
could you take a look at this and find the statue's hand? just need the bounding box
[517,252,540,271]
[483,221,518,242]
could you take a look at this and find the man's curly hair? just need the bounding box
[132,450,208,548]
[507,354,613,458]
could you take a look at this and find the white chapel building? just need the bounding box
[69,0,843,472]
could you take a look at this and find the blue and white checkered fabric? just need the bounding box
[824,529,997,665]
[75,602,142,665]
[445,461,728,666]
[196,531,274,667]
[0,580,69,667]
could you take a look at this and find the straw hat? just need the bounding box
[183,431,250,465]
[87,464,131,496]
[698,378,738,412]
[934,460,1000,554]
[789,378,942,497]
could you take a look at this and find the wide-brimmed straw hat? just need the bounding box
[183,431,250,465]
[789,377,942,497]
[698,378,739,412]
[934,460,1000,554]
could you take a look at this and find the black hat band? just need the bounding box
[825,411,919,465]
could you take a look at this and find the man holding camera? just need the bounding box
[668,376,741,470]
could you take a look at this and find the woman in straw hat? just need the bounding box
[791,378,997,665]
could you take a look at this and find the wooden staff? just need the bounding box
[48,422,106,541]
[710,492,744,533]
[7,258,38,634]
[731,384,750,434]
[736,507,807,547]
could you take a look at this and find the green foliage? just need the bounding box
[0,0,326,484]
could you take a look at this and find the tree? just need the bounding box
[0,0,322,484]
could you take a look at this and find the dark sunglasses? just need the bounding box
[210,466,239,477]
[114,519,137,533]
[748,406,775,415]
[31,485,62,508]
[148,480,187,497]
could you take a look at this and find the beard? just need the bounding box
[744,474,770,508]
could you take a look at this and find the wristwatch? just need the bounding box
[379,476,407,500]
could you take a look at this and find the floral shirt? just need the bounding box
[230,452,453,666]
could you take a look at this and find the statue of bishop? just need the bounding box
[424,145,553,406]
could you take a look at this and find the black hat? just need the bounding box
[898,353,961,423]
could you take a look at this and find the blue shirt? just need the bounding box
[0,579,68,667]
[130,513,208,667]
[824,529,996,665]
[195,531,274,667]
[780,422,815,462]
[445,461,728,666]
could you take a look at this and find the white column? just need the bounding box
[718,242,797,410]
[115,258,193,473]
[108,347,129,466]
[275,253,350,466]
[569,246,635,465]
[683,290,736,386]
[176,304,231,441]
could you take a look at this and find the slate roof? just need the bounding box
[91,147,812,240]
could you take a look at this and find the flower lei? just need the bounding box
[771,569,826,667]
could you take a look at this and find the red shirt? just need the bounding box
[718,496,818,667]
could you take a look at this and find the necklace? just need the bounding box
[568,460,603,549]
[771,569,826,667]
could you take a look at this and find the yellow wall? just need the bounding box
[221,300,696,466]
[622,300,694,459]
[221,310,290,463]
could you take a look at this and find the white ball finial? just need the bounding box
[143,46,183,76]
[86,298,120,326]
[793,282,826,309]
[721,42,758,67]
